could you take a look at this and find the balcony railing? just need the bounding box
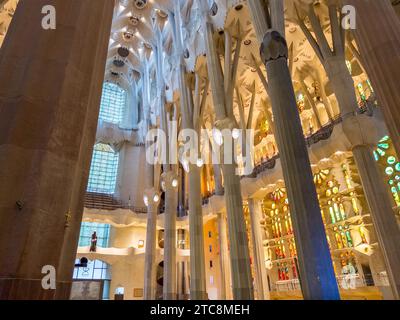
[84,192,147,213]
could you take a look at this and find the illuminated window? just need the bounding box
[78,222,110,248]
[357,83,366,102]
[73,259,111,281]
[87,143,119,194]
[296,93,305,113]
[99,82,127,124]
[374,136,400,206]
[346,60,352,74]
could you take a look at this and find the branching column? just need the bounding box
[248,199,270,300]
[297,2,400,299]
[142,52,160,300]
[162,172,178,300]
[247,0,340,300]
[0,0,114,299]
[170,4,207,299]
[200,1,254,299]
[153,24,179,300]
[343,0,400,155]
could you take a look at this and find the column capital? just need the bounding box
[342,113,382,148]
[214,117,236,131]
[161,171,179,191]
[260,30,288,64]
[143,188,161,208]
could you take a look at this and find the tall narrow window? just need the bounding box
[87,143,119,194]
[99,82,126,124]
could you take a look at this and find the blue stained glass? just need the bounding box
[87,143,119,194]
[99,82,127,124]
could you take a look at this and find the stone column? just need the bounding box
[213,163,224,196]
[162,172,178,300]
[201,3,254,299]
[299,1,400,298]
[262,35,339,300]
[217,211,232,300]
[0,0,113,299]
[247,0,340,299]
[352,145,400,299]
[186,164,207,299]
[143,188,160,300]
[343,0,400,155]
[170,6,207,300]
[176,229,186,299]
[56,0,114,299]
[248,199,270,300]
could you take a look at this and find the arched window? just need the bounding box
[99,82,126,124]
[87,143,119,194]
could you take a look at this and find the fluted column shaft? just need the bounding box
[217,212,232,300]
[259,31,340,300]
[169,4,207,299]
[163,173,178,300]
[143,197,159,300]
[0,0,113,299]
[247,0,339,299]
[248,199,270,300]
[202,13,254,299]
[353,145,400,299]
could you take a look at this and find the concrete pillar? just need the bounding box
[303,1,400,298]
[201,5,254,299]
[170,5,207,300]
[213,163,224,196]
[217,212,232,300]
[187,165,207,299]
[353,145,400,299]
[162,172,178,300]
[177,229,187,299]
[143,189,160,300]
[248,199,270,300]
[257,30,340,299]
[0,0,113,299]
[247,0,339,299]
[343,0,400,155]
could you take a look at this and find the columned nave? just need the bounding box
[0,0,399,300]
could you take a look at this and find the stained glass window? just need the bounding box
[357,83,367,102]
[346,60,352,74]
[374,136,400,206]
[87,143,119,194]
[99,82,127,124]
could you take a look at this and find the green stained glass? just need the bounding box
[387,156,396,165]
[377,149,386,157]
[386,167,394,176]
